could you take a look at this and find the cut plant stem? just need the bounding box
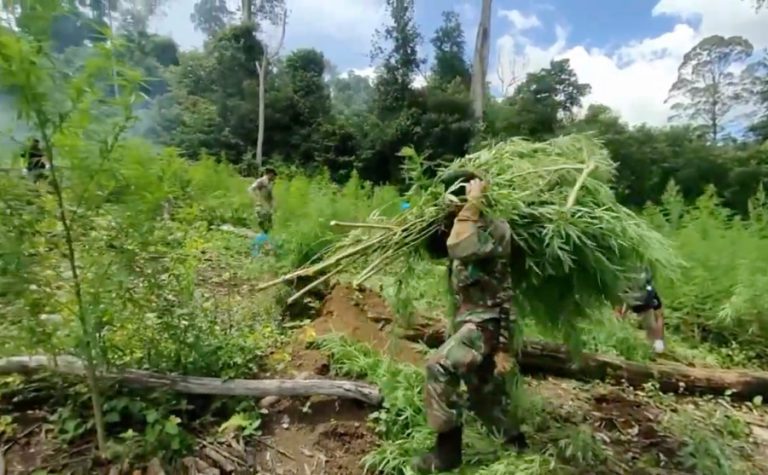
[287,266,342,305]
[254,233,390,291]
[353,224,438,285]
[565,161,597,209]
[330,221,400,231]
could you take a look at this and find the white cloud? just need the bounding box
[343,66,376,79]
[494,17,566,96]
[455,1,479,52]
[285,0,385,44]
[493,1,768,126]
[499,9,542,32]
[561,24,699,125]
[653,0,768,48]
[341,66,427,88]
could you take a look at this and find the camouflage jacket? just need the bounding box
[249,176,274,209]
[446,214,514,325]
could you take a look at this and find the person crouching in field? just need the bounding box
[616,268,666,354]
[248,167,277,233]
[413,170,527,474]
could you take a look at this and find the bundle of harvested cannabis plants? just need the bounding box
[258,134,682,331]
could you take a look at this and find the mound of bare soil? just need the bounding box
[309,284,426,366]
[254,284,425,474]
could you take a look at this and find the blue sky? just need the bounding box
[150,0,768,126]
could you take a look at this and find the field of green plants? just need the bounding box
[3,3,768,475]
[3,137,768,473]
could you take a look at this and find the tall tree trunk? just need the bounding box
[242,0,253,23]
[253,6,287,170]
[256,55,267,169]
[470,0,492,121]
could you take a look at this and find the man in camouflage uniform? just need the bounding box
[413,171,526,474]
[617,267,665,353]
[248,167,277,233]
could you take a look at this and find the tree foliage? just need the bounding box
[489,59,590,140]
[17,0,761,214]
[330,72,375,115]
[190,0,285,35]
[371,0,424,117]
[430,11,469,89]
[191,0,234,37]
[666,35,755,142]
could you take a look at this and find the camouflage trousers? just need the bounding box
[255,207,273,233]
[424,318,512,434]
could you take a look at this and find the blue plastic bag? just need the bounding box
[400,201,410,211]
[251,232,273,256]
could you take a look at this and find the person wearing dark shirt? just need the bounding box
[617,268,665,353]
[22,138,49,183]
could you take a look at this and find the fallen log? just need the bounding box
[398,324,768,401]
[0,355,382,406]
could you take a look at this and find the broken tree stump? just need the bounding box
[0,355,382,406]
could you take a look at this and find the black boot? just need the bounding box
[504,429,528,451]
[411,425,463,474]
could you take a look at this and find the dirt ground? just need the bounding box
[251,284,424,475]
[254,397,375,475]
[309,284,426,366]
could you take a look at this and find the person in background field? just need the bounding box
[22,138,50,183]
[248,167,277,233]
[617,267,665,354]
[414,170,526,474]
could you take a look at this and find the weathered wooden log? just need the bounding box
[0,355,382,406]
[399,324,768,401]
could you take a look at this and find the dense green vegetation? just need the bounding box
[2,1,768,474]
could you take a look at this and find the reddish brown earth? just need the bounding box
[252,284,426,474]
[308,284,426,366]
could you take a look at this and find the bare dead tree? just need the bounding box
[254,1,287,169]
[470,0,492,120]
[495,48,529,97]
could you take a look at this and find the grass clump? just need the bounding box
[315,334,604,474]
